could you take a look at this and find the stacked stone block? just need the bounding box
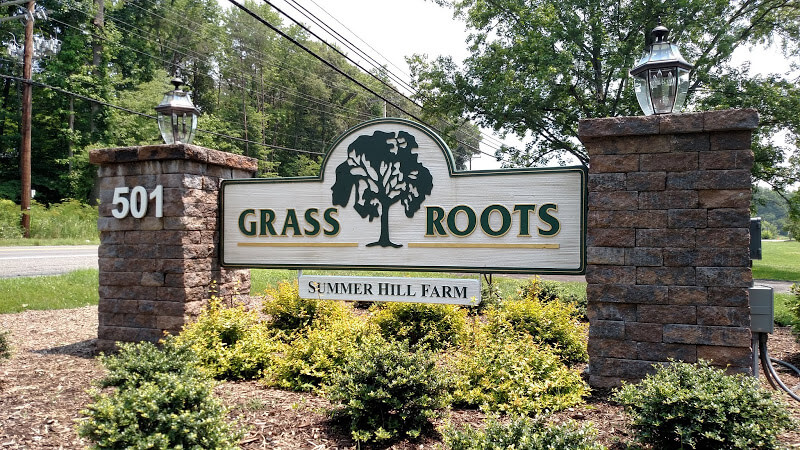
[578,109,757,387]
[90,144,258,351]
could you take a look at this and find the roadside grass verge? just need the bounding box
[752,241,800,282]
[0,269,99,314]
[0,238,99,246]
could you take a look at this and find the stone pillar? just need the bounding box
[89,144,258,351]
[578,109,757,388]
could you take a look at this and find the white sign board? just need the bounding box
[299,275,481,305]
[221,118,586,274]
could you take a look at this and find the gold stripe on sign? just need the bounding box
[408,243,560,249]
[237,242,359,248]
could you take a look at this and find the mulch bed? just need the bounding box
[1,306,799,449]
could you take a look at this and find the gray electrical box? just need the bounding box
[750,217,762,260]
[750,285,774,334]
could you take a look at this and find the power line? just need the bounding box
[0,73,324,155]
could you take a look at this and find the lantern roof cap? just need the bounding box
[155,78,200,115]
[630,20,693,77]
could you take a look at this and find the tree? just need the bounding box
[410,0,800,180]
[331,130,433,247]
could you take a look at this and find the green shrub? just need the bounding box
[262,281,347,333]
[79,338,243,449]
[79,371,242,449]
[447,331,587,416]
[370,301,467,350]
[267,313,373,392]
[0,330,11,360]
[98,339,198,388]
[761,220,779,239]
[326,336,448,443]
[175,298,279,380]
[0,199,21,239]
[486,295,588,366]
[442,415,606,450]
[518,277,587,320]
[612,360,795,449]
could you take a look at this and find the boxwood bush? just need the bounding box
[326,336,448,443]
[79,340,242,449]
[446,330,587,416]
[442,415,606,450]
[613,360,795,449]
[370,301,467,350]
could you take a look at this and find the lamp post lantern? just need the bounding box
[630,20,693,115]
[155,77,200,144]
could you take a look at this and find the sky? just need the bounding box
[268,0,797,170]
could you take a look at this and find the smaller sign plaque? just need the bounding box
[298,275,481,306]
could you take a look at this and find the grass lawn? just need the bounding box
[0,269,99,314]
[752,240,800,282]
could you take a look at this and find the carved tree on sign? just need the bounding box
[331,130,433,247]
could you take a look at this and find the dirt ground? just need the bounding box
[1,306,799,449]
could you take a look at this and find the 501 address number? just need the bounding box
[111,185,163,219]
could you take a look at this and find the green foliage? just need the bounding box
[790,284,800,335]
[442,415,606,450]
[0,330,11,360]
[0,199,21,239]
[175,298,279,380]
[0,199,98,241]
[79,338,243,449]
[267,313,373,392]
[487,293,588,366]
[98,339,199,389]
[79,371,242,449]
[446,331,587,416]
[774,293,799,327]
[761,219,780,239]
[612,360,795,449]
[326,336,448,443]
[370,301,467,350]
[262,281,347,334]
[518,277,587,320]
[411,0,800,189]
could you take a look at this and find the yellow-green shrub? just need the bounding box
[262,281,348,334]
[487,295,588,366]
[267,313,374,392]
[175,298,278,380]
[370,301,467,350]
[446,330,588,416]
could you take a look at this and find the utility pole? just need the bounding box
[20,0,34,238]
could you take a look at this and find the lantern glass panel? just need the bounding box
[673,66,691,112]
[157,111,174,144]
[648,67,678,114]
[633,74,655,116]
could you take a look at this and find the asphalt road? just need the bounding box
[0,246,793,293]
[0,245,98,278]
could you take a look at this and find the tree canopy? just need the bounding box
[0,0,477,204]
[410,0,800,192]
